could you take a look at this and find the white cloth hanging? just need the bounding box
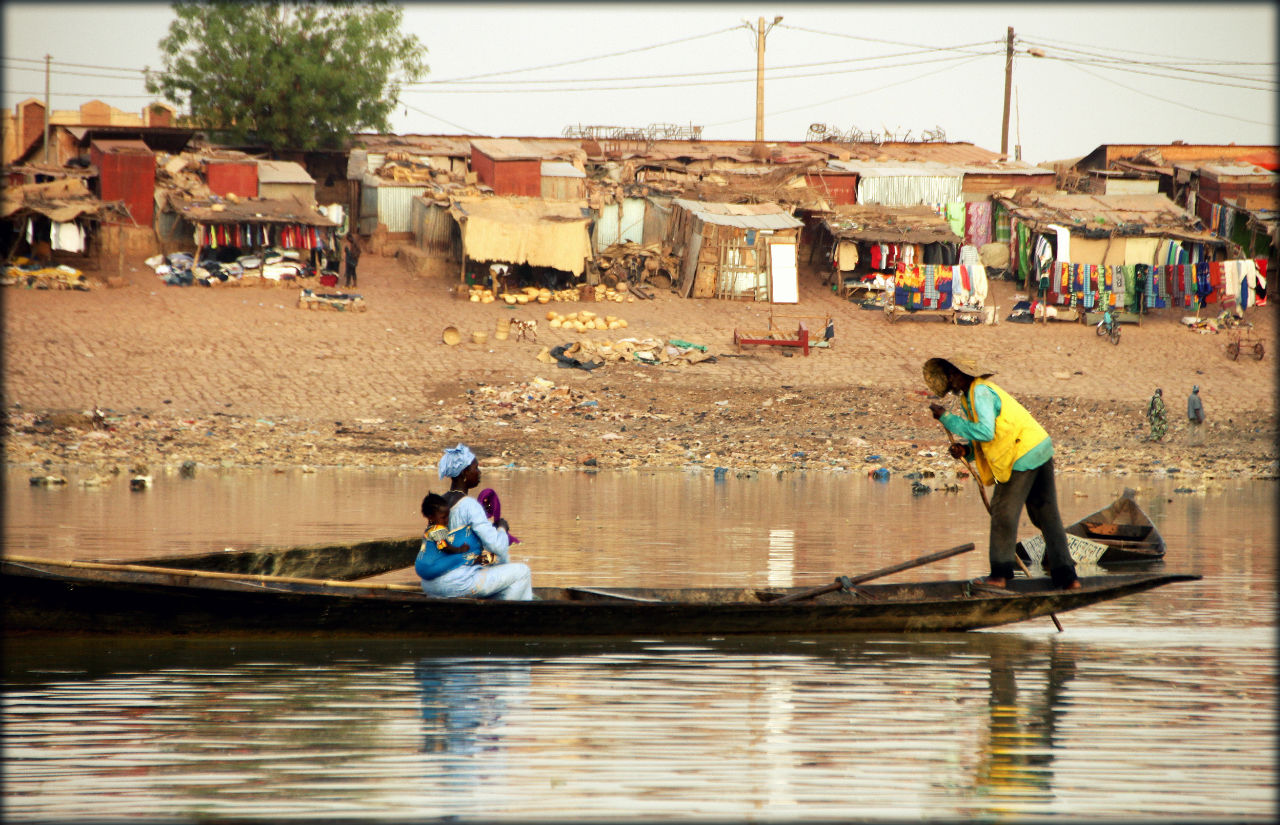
[51,221,85,253]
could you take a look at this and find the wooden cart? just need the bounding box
[1226,326,1265,360]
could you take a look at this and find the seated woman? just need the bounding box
[415,444,534,601]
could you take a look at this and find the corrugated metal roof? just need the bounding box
[541,161,585,178]
[827,159,1052,177]
[89,138,152,154]
[257,160,314,184]
[471,138,544,161]
[996,193,1220,243]
[1187,162,1277,179]
[671,198,802,229]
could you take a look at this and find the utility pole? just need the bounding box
[1000,27,1013,159]
[43,54,51,164]
[743,16,782,143]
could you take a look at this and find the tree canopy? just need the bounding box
[146,1,427,151]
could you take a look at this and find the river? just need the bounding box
[3,467,1275,820]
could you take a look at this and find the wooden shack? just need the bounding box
[665,198,803,301]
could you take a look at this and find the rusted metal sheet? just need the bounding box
[206,161,258,199]
[90,140,155,225]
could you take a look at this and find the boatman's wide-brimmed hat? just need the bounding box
[922,356,998,396]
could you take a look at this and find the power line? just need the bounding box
[1017,41,1277,88]
[1019,31,1277,66]
[4,89,161,99]
[2,62,151,83]
[406,40,999,87]
[402,50,1002,95]
[704,52,991,128]
[395,97,483,136]
[1027,52,1276,93]
[428,25,742,83]
[1060,59,1274,128]
[3,55,148,73]
[776,23,1003,54]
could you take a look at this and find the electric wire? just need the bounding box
[1024,53,1275,93]
[775,23,1004,54]
[402,51,1002,95]
[1060,59,1274,127]
[426,25,742,83]
[395,97,482,135]
[703,52,992,129]
[1019,31,1277,65]
[1016,41,1277,88]
[406,40,999,86]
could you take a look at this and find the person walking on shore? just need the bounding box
[924,356,1080,591]
[1187,385,1206,445]
[1146,388,1167,442]
[342,234,361,288]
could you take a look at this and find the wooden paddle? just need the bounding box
[770,542,975,605]
[937,422,1065,633]
[3,554,423,593]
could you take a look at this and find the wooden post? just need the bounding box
[755,17,766,143]
[1001,27,1014,157]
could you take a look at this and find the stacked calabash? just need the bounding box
[545,309,628,332]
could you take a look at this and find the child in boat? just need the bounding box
[421,492,494,567]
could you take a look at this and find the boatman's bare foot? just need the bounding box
[1062,579,1083,590]
[971,576,1008,589]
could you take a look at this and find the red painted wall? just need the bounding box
[92,147,155,226]
[471,147,541,197]
[206,161,259,198]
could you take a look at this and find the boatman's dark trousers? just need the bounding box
[988,458,1078,588]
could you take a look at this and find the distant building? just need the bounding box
[3,98,177,166]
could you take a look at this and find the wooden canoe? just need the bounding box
[1017,488,1166,567]
[1,554,1198,637]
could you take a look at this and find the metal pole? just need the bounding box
[43,53,51,164]
[1000,27,1013,158]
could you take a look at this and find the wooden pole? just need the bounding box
[43,54,51,164]
[755,17,766,143]
[771,542,976,605]
[3,554,423,593]
[1001,27,1014,157]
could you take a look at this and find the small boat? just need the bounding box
[1,547,1198,636]
[1017,488,1166,568]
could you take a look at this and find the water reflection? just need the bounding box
[2,631,1274,820]
[972,639,1075,812]
[416,657,531,760]
[2,469,1275,819]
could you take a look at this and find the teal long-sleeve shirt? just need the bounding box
[940,384,1053,472]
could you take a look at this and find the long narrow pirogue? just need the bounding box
[1,538,1198,636]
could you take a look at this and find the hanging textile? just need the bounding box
[965,201,993,248]
[50,221,85,253]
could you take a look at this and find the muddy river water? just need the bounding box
[3,468,1275,820]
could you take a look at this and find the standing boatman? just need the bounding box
[924,356,1080,591]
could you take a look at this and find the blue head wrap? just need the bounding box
[1192,385,1199,393]
[438,444,476,479]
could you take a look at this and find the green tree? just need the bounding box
[146,1,427,150]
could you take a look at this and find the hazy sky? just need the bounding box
[4,2,1275,164]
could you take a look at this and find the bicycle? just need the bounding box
[1095,306,1120,345]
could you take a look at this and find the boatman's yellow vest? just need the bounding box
[962,378,1048,486]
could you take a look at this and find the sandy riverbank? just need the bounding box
[4,248,1276,484]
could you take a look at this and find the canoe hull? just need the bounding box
[1,560,1199,637]
[1017,489,1166,567]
